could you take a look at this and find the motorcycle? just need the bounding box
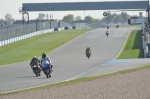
[32,63,41,77]
[106,31,109,37]
[42,62,52,78]
[86,50,91,59]
[116,25,119,28]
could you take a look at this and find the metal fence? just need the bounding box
[0,20,71,41]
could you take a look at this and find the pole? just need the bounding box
[84,10,85,28]
[50,19,51,29]
[84,10,85,21]
[148,0,150,28]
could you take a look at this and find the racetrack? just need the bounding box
[1,27,149,93]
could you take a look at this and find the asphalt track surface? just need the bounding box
[1,27,150,93]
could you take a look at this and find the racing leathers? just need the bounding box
[30,58,40,68]
[40,56,53,71]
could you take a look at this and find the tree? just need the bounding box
[114,14,123,22]
[5,13,14,25]
[84,16,93,23]
[75,16,82,21]
[105,11,114,22]
[75,16,83,23]
[121,12,130,22]
[0,19,4,24]
[62,14,74,23]
[100,12,114,22]
[93,18,100,22]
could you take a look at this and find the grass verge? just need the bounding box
[0,29,92,66]
[1,64,150,96]
[117,30,143,58]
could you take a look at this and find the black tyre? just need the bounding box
[33,68,38,77]
[45,71,49,78]
[37,69,41,76]
[46,74,49,78]
[45,69,50,78]
[49,74,51,78]
[35,69,39,77]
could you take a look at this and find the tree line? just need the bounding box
[62,11,139,23]
[0,12,140,25]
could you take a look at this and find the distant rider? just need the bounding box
[106,31,109,36]
[107,26,109,29]
[86,46,91,52]
[85,46,91,56]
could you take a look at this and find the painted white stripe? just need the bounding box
[116,27,135,58]
[66,27,137,80]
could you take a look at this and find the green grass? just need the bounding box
[0,29,92,66]
[1,64,150,96]
[117,30,143,58]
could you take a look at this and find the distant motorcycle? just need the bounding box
[32,63,41,77]
[86,50,91,59]
[116,25,119,28]
[106,31,109,37]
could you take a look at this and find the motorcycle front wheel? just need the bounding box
[43,69,51,78]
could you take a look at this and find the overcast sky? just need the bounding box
[0,0,148,20]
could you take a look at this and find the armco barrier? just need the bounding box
[54,28,59,31]
[146,45,149,58]
[0,28,54,46]
[0,27,66,46]
[72,26,76,29]
[64,26,72,30]
[54,27,64,31]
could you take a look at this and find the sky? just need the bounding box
[0,0,148,20]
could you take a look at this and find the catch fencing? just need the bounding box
[0,20,71,42]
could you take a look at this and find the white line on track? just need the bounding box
[64,27,136,80]
[116,27,135,58]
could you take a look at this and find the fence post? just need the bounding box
[49,19,51,29]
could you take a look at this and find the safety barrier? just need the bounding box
[0,27,65,46]
[54,27,64,31]
[64,26,72,30]
[142,22,149,58]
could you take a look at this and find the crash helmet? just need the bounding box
[42,53,46,58]
[33,56,36,59]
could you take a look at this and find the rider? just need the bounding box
[106,31,109,36]
[30,56,41,72]
[85,46,91,56]
[107,25,109,29]
[86,46,91,52]
[40,53,53,71]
